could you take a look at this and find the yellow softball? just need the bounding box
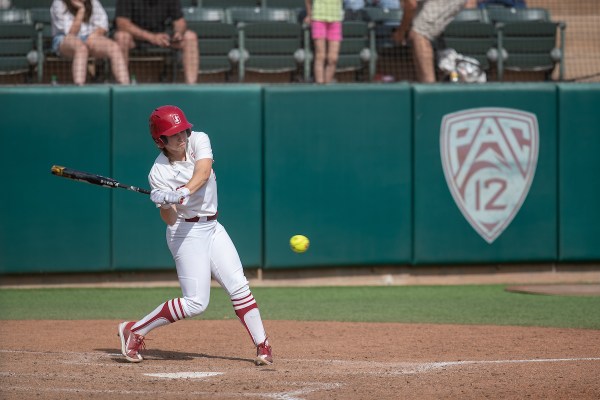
[290,235,310,253]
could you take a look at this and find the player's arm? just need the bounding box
[159,205,178,226]
[184,158,213,194]
[149,172,180,226]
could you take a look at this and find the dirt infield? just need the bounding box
[1,320,599,399]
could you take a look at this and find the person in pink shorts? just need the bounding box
[304,0,343,84]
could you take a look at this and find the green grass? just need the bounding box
[1,285,599,329]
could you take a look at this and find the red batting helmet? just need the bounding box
[149,105,193,144]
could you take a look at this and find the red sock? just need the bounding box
[232,293,258,338]
[132,298,186,336]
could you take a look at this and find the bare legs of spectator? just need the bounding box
[87,35,130,84]
[171,30,199,84]
[409,29,436,83]
[59,35,89,85]
[324,40,340,84]
[113,30,134,66]
[313,38,326,83]
[114,30,198,84]
[59,35,130,85]
[313,39,339,84]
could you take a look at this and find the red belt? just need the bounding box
[184,213,218,222]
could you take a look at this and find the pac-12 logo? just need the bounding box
[440,108,539,243]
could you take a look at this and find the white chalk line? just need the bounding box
[0,386,230,397]
[279,357,600,375]
[2,349,599,372]
[2,349,600,372]
[144,372,222,379]
[1,381,340,400]
[246,382,343,400]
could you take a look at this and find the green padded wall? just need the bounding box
[111,85,263,270]
[0,87,111,273]
[413,84,558,264]
[263,84,412,268]
[558,84,600,260]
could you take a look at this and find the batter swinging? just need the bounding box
[117,105,273,366]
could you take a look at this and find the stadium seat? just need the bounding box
[236,21,304,82]
[336,20,377,81]
[441,20,497,73]
[10,0,52,8]
[202,0,260,8]
[486,7,551,24]
[483,7,565,81]
[227,6,299,24]
[183,7,227,22]
[495,20,566,81]
[0,23,38,83]
[186,20,237,79]
[453,8,489,23]
[363,6,403,52]
[262,0,305,10]
[0,8,30,24]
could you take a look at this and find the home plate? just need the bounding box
[145,372,223,379]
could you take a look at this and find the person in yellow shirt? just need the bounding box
[304,0,343,83]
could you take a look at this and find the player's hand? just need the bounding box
[150,188,168,205]
[177,187,191,205]
[164,187,190,204]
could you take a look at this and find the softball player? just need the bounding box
[117,105,272,366]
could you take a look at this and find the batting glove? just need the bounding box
[150,189,167,205]
[164,187,190,204]
[176,187,191,205]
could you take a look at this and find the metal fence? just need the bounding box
[0,0,598,85]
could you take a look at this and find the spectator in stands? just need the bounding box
[344,0,400,9]
[305,0,344,84]
[392,0,466,83]
[113,0,198,84]
[373,0,400,9]
[51,0,130,85]
[343,0,366,20]
[344,0,365,11]
[470,0,527,8]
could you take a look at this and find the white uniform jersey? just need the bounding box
[50,0,109,37]
[148,131,218,220]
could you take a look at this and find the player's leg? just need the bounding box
[134,222,213,335]
[118,222,213,362]
[210,222,272,365]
